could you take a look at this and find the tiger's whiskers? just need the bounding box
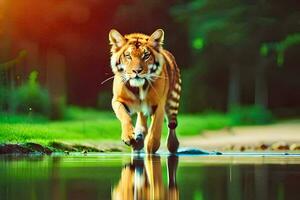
[151,74,168,80]
[101,75,115,85]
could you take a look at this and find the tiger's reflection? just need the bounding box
[112,155,179,200]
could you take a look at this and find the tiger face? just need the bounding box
[109,29,165,87]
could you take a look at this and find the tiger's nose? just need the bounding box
[132,68,143,74]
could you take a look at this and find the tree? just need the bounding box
[171,0,300,112]
[256,33,300,108]
[171,0,254,111]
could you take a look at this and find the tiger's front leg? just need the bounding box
[112,100,146,150]
[112,99,136,147]
[134,112,148,150]
[145,104,164,153]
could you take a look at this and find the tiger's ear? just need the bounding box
[149,29,164,47]
[109,29,126,48]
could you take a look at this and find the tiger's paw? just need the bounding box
[132,133,144,151]
[121,125,135,146]
[167,129,179,153]
[122,132,144,151]
[121,132,135,146]
[123,138,136,146]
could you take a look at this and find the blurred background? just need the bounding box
[0,0,300,143]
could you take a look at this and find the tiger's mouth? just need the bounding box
[129,76,146,87]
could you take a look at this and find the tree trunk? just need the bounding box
[228,64,240,110]
[255,60,268,108]
[46,50,66,120]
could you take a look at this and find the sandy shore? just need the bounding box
[180,120,300,151]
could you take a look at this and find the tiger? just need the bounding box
[109,29,181,153]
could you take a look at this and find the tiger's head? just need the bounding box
[109,29,165,87]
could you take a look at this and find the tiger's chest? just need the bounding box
[128,98,152,116]
[125,83,154,116]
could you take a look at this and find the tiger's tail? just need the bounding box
[162,50,181,153]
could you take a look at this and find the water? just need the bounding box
[1,153,300,200]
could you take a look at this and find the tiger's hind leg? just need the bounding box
[166,98,180,153]
[166,114,179,153]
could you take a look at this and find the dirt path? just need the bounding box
[180,120,300,151]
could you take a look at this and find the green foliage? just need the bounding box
[171,0,250,48]
[229,106,273,125]
[97,90,112,110]
[193,190,204,200]
[262,33,300,66]
[260,43,269,57]
[11,71,51,116]
[276,33,300,66]
[192,37,204,50]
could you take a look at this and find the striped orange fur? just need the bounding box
[109,29,181,153]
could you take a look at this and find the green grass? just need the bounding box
[176,113,231,136]
[0,107,234,144]
[0,107,121,144]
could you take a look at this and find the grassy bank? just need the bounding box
[0,106,267,145]
[0,107,120,144]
